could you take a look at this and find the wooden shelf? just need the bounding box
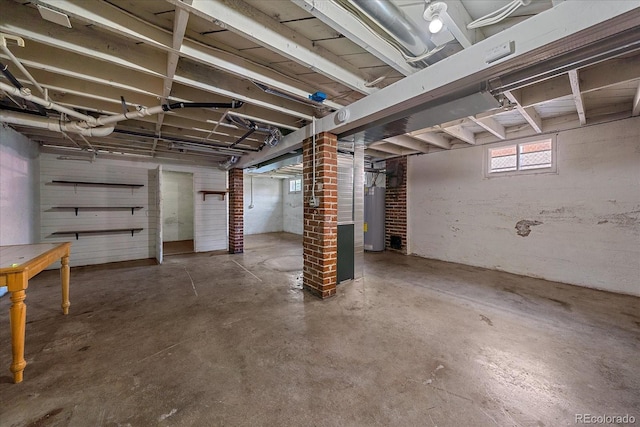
[52,206,143,215]
[199,190,227,201]
[52,228,144,240]
[51,180,144,188]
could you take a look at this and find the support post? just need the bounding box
[228,168,244,254]
[385,156,408,254]
[303,132,338,298]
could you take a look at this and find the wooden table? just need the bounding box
[0,242,71,383]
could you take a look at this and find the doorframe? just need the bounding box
[159,169,196,254]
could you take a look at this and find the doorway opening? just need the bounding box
[162,171,195,256]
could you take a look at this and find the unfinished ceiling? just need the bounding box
[1,0,639,166]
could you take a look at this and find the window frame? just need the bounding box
[288,177,302,193]
[484,135,557,178]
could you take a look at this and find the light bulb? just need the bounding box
[428,16,443,33]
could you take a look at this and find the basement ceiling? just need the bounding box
[1,0,639,166]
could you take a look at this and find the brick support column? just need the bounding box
[385,156,407,254]
[228,168,243,254]
[302,132,338,299]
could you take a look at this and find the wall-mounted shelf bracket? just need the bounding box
[52,228,144,240]
[199,190,228,201]
[52,206,144,216]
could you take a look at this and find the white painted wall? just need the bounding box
[40,152,227,268]
[408,117,640,296]
[0,125,40,245]
[282,178,303,235]
[162,171,194,242]
[244,175,283,235]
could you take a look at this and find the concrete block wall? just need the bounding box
[385,156,408,254]
[244,175,283,235]
[407,116,640,296]
[302,132,338,299]
[282,179,303,235]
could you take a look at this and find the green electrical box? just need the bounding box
[337,223,354,283]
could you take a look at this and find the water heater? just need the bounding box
[364,187,385,251]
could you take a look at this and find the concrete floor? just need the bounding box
[1,232,638,426]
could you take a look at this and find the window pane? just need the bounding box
[519,140,552,170]
[490,145,517,173]
[290,178,301,192]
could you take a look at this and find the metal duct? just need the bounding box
[336,0,443,67]
[344,90,501,144]
[226,114,282,147]
[218,155,239,170]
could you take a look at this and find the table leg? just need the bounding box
[10,288,27,383]
[61,255,70,315]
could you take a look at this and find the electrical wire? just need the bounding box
[467,0,531,29]
[403,44,447,63]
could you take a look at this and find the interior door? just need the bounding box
[155,165,163,264]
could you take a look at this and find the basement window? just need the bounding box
[486,137,556,177]
[289,178,302,193]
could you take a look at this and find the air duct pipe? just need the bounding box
[226,114,281,147]
[338,0,436,60]
[218,155,239,170]
[0,110,115,136]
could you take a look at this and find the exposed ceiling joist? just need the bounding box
[504,90,543,133]
[439,124,475,145]
[409,131,452,149]
[382,135,430,153]
[174,61,315,121]
[20,0,344,112]
[364,147,395,159]
[467,115,506,139]
[167,0,376,95]
[441,0,485,48]
[568,69,587,125]
[155,2,192,153]
[3,6,169,76]
[240,1,640,167]
[368,141,408,155]
[291,0,415,76]
[519,55,640,107]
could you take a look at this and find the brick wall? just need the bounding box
[302,132,338,299]
[228,168,243,254]
[385,156,407,254]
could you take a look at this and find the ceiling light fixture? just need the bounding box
[424,2,447,34]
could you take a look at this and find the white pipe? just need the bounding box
[92,104,165,127]
[0,44,46,98]
[0,81,97,124]
[0,110,114,137]
[310,116,317,207]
